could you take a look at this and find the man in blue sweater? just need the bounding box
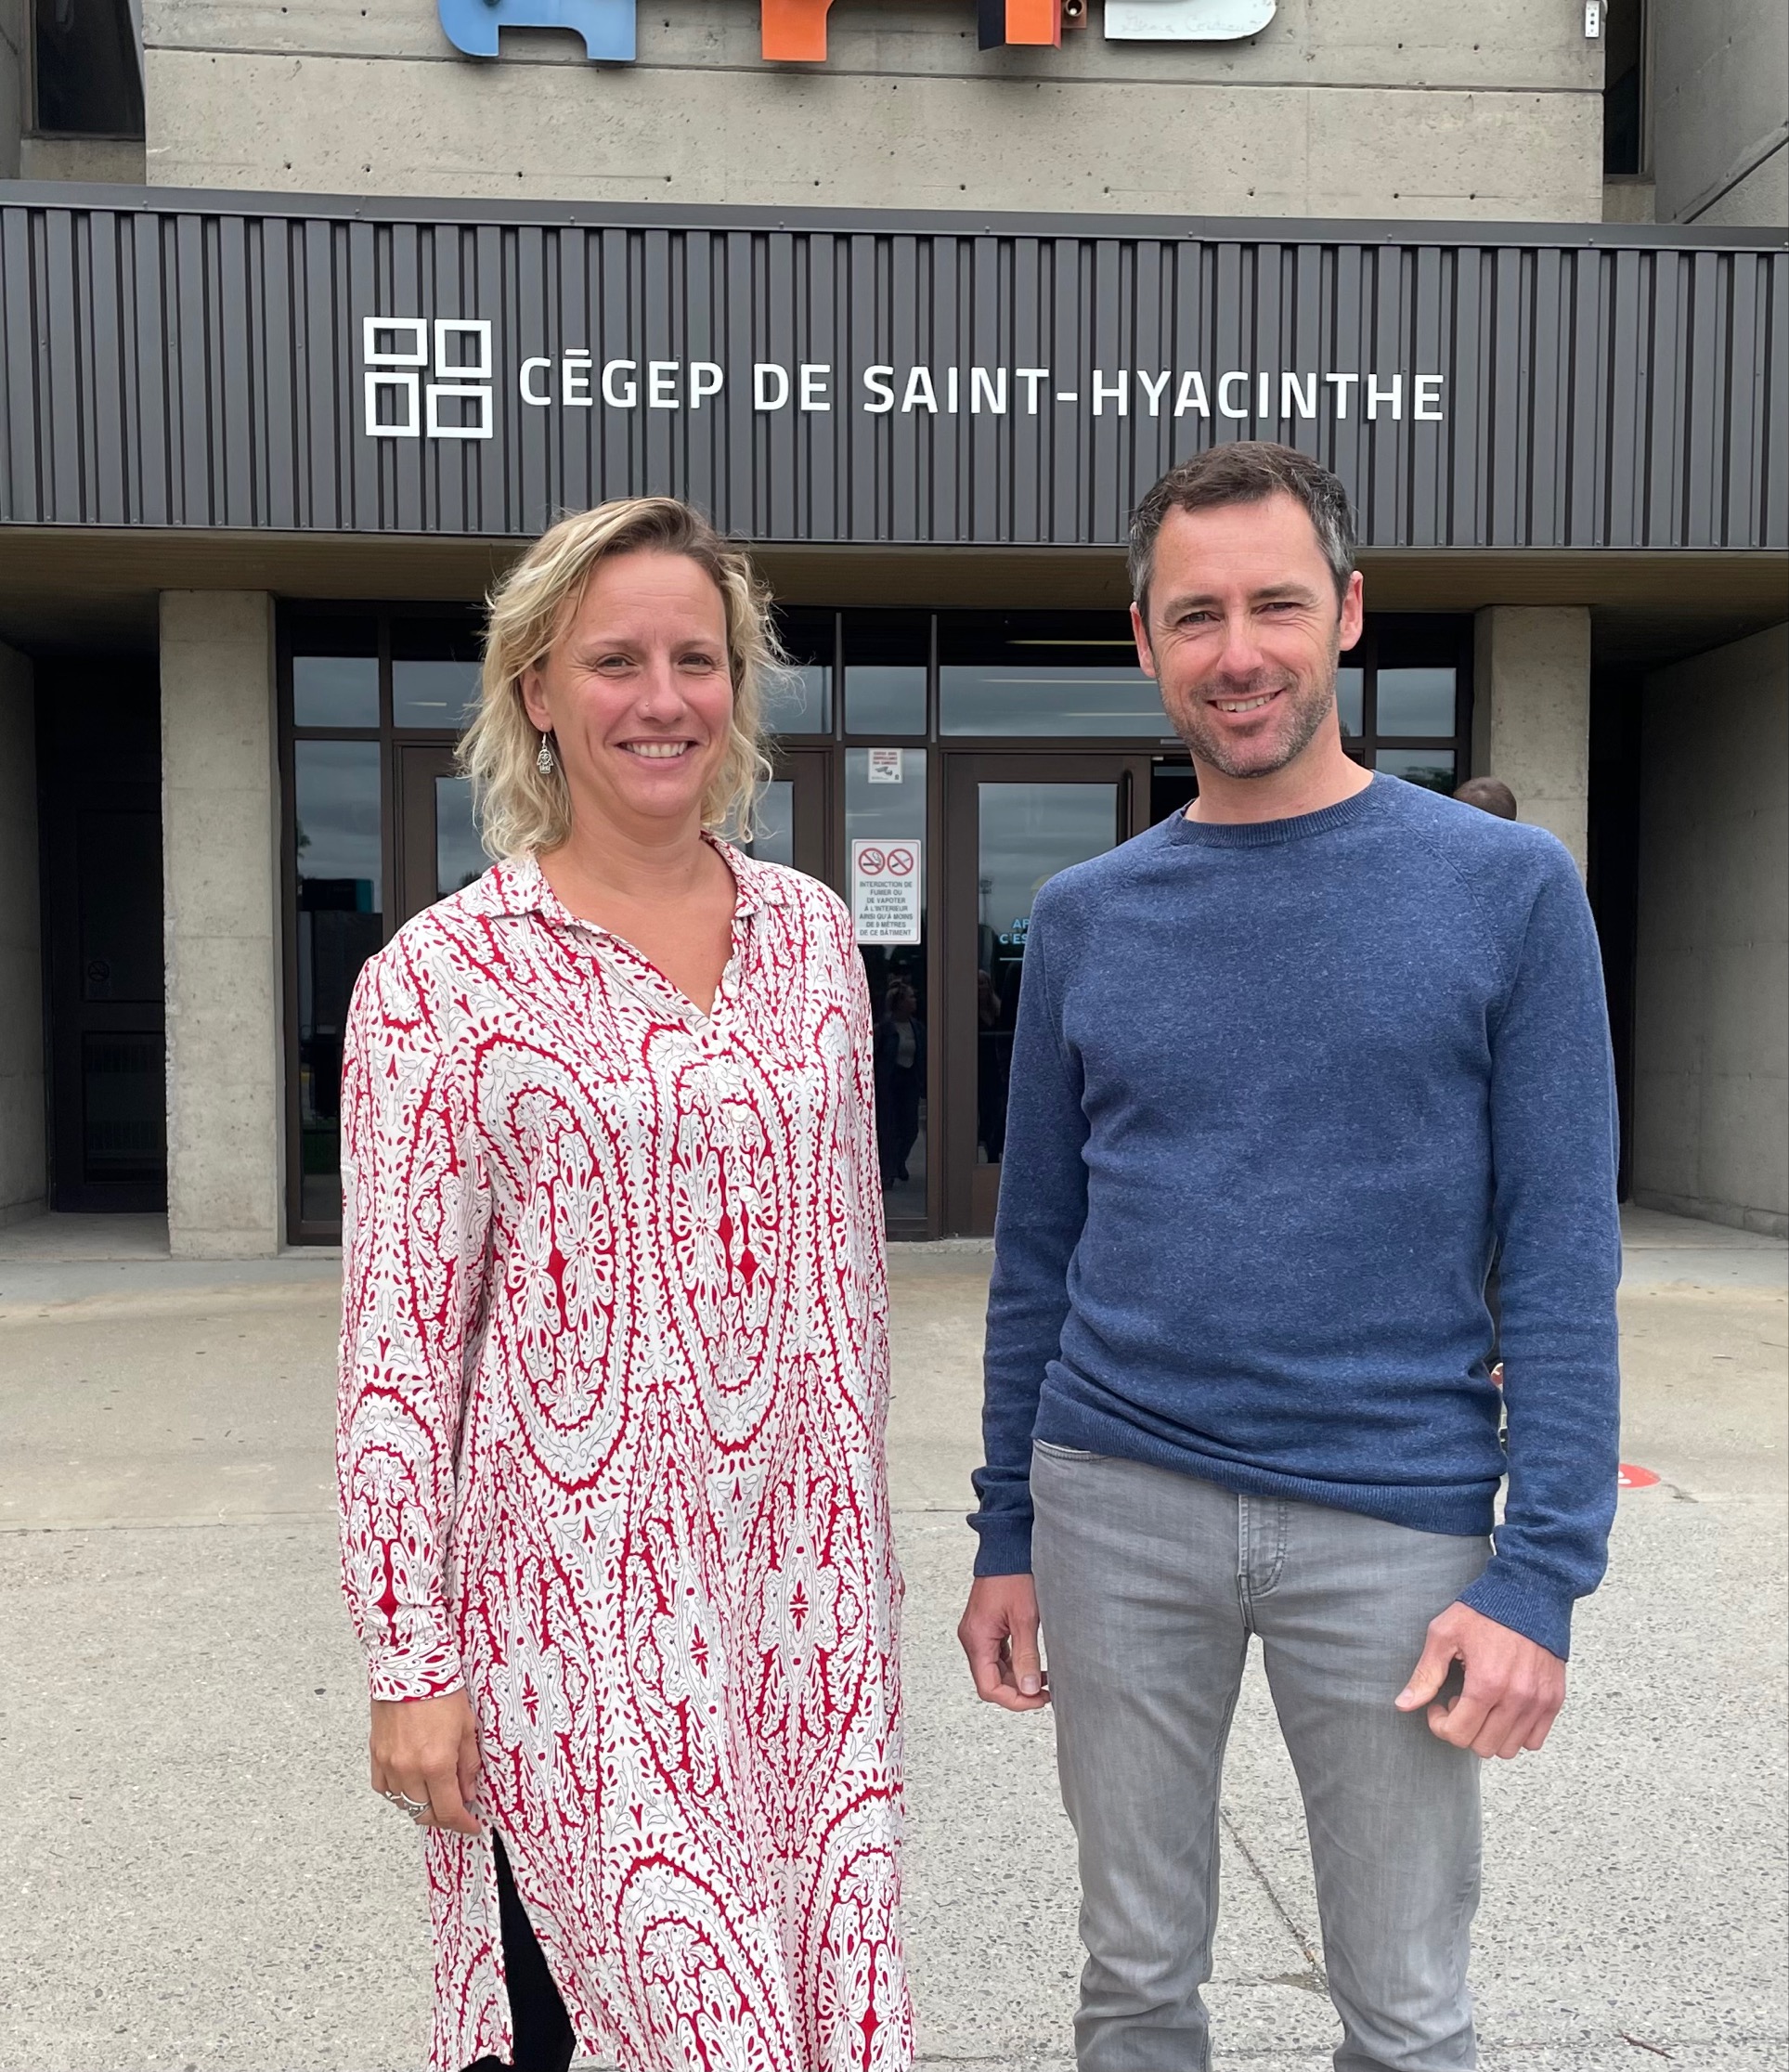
[958,443,1621,2072]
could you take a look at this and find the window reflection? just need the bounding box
[435,775,488,897]
[845,613,927,735]
[396,659,481,731]
[847,665,927,736]
[1337,667,1365,738]
[294,741,382,1226]
[976,783,1119,1166]
[737,780,796,869]
[1376,747,1458,794]
[940,614,1161,736]
[293,653,379,729]
[769,610,835,733]
[393,619,482,730]
[1376,668,1456,738]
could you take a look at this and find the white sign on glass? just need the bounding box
[851,838,922,945]
[866,747,904,783]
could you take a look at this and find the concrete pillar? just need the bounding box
[1471,606,1593,874]
[161,593,284,1258]
[1631,624,1789,1237]
[0,641,46,1225]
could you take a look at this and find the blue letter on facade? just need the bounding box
[437,0,636,62]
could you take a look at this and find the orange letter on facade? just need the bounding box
[977,0,1060,46]
[1003,0,1061,42]
[761,0,834,59]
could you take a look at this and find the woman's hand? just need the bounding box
[369,1689,483,1834]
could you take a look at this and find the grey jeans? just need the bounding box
[1031,1441,1491,2072]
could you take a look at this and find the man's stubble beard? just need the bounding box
[1168,653,1340,782]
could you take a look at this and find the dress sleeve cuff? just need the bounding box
[365,1639,467,1705]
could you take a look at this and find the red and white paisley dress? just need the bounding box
[335,843,911,2072]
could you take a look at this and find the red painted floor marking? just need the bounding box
[1617,1463,1661,1490]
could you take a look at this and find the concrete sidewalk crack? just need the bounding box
[1220,1805,1327,1990]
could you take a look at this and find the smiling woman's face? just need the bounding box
[521,549,734,847]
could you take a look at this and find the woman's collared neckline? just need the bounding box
[480,834,784,1029]
[482,832,789,929]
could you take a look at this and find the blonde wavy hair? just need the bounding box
[460,497,780,859]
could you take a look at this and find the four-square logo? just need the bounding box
[362,317,495,439]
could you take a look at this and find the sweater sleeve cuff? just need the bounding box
[968,1510,1034,1577]
[1458,1565,1574,1663]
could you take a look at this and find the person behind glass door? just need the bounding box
[335,497,911,2072]
[975,966,1007,1162]
[959,442,1620,2072]
[875,978,927,1190]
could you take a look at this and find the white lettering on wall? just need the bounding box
[1216,371,1251,420]
[358,320,1450,439]
[363,316,493,439]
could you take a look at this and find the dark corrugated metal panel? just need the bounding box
[2,194,1783,548]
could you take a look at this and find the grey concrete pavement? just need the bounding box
[0,1211,1783,2071]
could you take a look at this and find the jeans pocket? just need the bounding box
[1032,1436,1104,1465]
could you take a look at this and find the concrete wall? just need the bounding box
[1651,0,1788,227]
[1631,624,1789,1237]
[1471,605,1592,875]
[142,0,1603,218]
[1692,145,1789,232]
[0,641,45,1226]
[18,136,149,180]
[160,592,285,1260]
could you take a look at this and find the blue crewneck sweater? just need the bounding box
[970,774,1621,1661]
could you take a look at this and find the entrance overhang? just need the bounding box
[1,526,1782,667]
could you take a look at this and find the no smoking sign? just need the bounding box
[852,838,923,945]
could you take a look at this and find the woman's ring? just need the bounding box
[381,1788,431,1819]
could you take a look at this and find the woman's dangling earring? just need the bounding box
[536,732,555,776]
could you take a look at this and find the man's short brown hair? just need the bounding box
[1128,442,1357,617]
[1453,776,1519,821]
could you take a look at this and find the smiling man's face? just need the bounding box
[1133,494,1364,783]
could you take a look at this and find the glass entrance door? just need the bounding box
[735,746,831,884]
[398,744,486,923]
[943,753,1149,1235]
[398,744,834,930]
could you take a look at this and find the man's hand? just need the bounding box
[1395,1601,1566,1760]
[369,1688,483,1833]
[958,1574,1051,1712]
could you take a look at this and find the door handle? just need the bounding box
[1119,768,1134,840]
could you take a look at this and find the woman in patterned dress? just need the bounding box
[336,499,911,2072]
